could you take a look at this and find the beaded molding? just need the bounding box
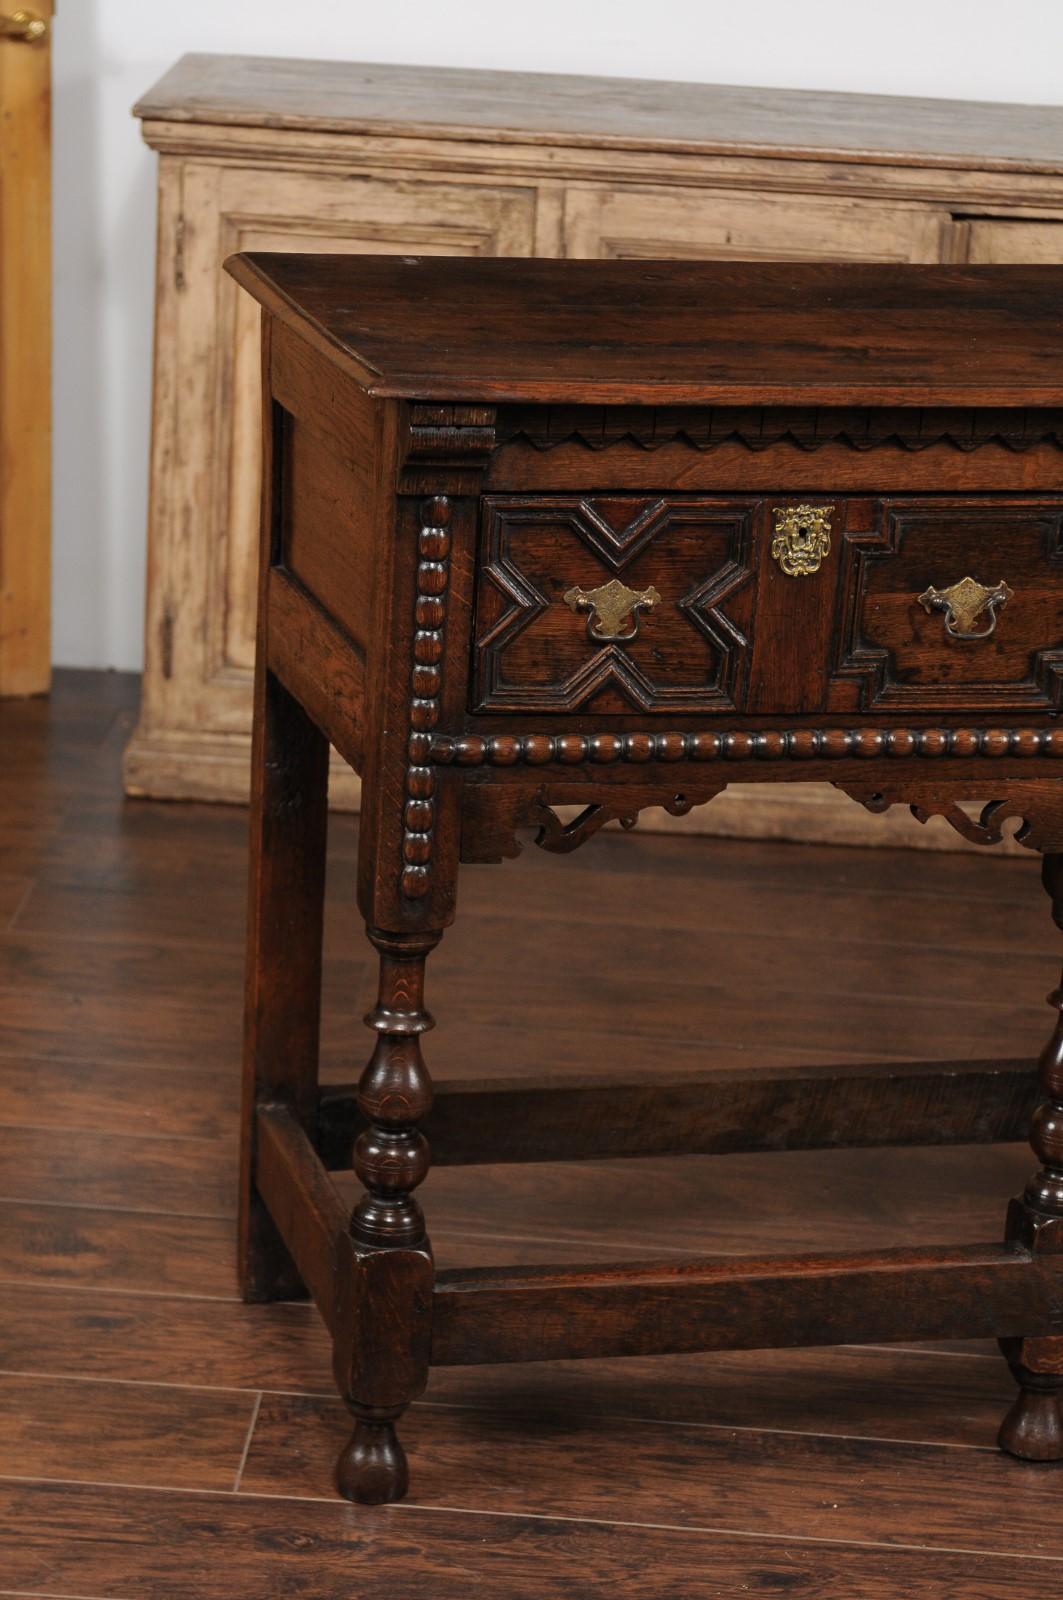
[432,727,1063,768]
[401,497,451,899]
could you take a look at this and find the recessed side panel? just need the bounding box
[271,324,382,655]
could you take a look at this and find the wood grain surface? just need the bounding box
[136,54,1063,174]
[228,255,1063,406]
[3,1479,1050,1600]
[2,670,1061,1593]
[0,0,53,696]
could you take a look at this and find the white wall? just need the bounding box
[53,0,1063,668]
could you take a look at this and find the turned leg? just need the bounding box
[239,667,329,1301]
[999,852,1063,1461]
[334,927,439,1504]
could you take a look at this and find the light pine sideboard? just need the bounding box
[125,54,1063,847]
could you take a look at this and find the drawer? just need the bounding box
[834,498,1063,712]
[472,492,1063,718]
[472,494,760,714]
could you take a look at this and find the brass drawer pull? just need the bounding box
[918,575,1014,640]
[563,578,662,643]
[771,504,834,576]
[0,9,48,41]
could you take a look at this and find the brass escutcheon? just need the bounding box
[917,575,1014,640]
[563,578,662,643]
[771,504,834,577]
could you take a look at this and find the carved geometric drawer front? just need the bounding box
[835,498,1063,711]
[473,496,758,713]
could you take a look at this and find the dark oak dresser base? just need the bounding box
[230,255,1063,1502]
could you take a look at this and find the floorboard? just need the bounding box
[0,1205,237,1296]
[0,1480,1055,1600]
[0,1373,256,1493]
[241,1392,1063,1559]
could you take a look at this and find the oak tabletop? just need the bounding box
[227,253,1063,408]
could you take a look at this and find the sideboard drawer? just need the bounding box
[472,494,760,714]
[835,498,1063,711]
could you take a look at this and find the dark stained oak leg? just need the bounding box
[999,1338,1063,1460]
[239,318,331,1304]
[336,1404,411,1504]
[999,852,1063,1462]
[334,927,439,1504]
[239,666,330,1303]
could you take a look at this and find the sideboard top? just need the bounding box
[137,54,1063,175]
[227,253,1063,407]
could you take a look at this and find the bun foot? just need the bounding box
[999,1384,1063,1462]
[336,1412,409,1504]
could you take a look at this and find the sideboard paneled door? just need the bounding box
[960,219,1063,262]
[124,58,1063,847]
[562,186,951,263]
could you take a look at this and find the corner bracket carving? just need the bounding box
[532,790,697,855]
[459,783,725,865]
[835,780,1063,853]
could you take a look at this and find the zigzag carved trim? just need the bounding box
[498,405,1063,455]
[433,727,1063,768]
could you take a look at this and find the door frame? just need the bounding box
[0,1,53,696]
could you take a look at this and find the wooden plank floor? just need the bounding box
[1,670,1061,1598]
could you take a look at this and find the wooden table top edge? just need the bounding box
[224,253,1063,408]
